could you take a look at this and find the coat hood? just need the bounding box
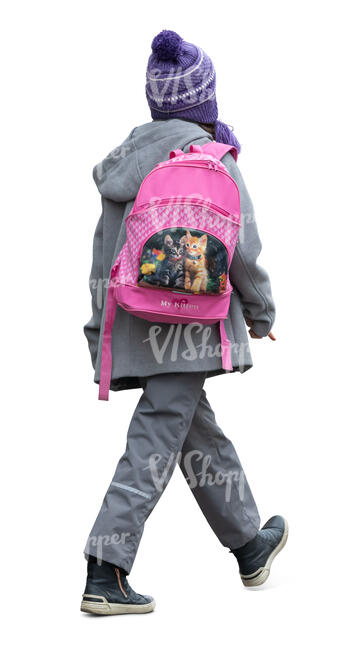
[92,119,213,203]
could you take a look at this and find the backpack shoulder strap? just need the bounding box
[169,142,238,162]
[200,141,238,162]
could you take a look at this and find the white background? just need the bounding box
[2,1,350,648]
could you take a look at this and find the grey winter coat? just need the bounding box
[84,119,275,392]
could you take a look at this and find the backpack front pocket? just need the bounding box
[137,226,229,295]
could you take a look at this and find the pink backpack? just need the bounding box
[99,141,241,400]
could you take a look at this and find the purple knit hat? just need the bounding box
[146,30,241,153]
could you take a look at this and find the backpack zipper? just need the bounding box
[172,160,223,172]
[128,198,240,225]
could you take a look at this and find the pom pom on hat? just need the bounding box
[151,30,183,61]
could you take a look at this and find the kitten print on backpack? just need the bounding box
[183,230,208,293]
[137,227,229,295]
[155,233,186,289]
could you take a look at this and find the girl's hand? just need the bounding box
[245,317,276,341]
[249,328,276,340]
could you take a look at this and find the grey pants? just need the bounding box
[85,372,260,574]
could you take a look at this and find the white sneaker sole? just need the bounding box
[80,595,156,615]
[240,517,289,587]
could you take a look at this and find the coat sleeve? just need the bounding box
[222,153,276,337]
[83,202,104,370]
[83,196,125,369]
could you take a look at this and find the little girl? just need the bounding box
[81,30,287,616]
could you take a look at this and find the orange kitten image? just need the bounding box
[183,230,208,293]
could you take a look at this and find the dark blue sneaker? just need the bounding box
[231,516,288,587]
[80,556,155,615]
